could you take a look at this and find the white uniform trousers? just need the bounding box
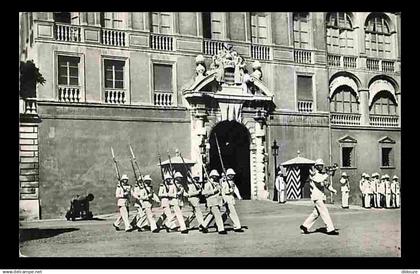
[114,205,131,231]
[364,194,371,208]
[171,204,187,231]
[203,205,225,232]
[278,190,286,203]
[157,205,176,229]
[385,193,392,208]
[372,193,378,208]
[375,193,382,208]
[341,191,349,208]
[137,207,157,231]
[302,199,335,232]
[186,198,204,227]
[394,194,400,208]
[132,205,146,227]
[221,202,241,229]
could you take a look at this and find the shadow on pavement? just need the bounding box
[67,217,106,221]
[308,227,341,235]
[19,227,79,242]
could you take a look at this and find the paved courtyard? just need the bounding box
[19,200,401,257]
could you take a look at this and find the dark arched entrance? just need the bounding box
[209,121,251,199]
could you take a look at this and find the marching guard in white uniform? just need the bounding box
[220,168,244,232]
[202,170,227,234]
[391,175,400,208]
[184,173,206,232]
[275,169,286,203]
[300,159,339,235]
[136,175,160,233]
[113,174,134,232]
[364,174,372,209]
[359,173,366,208]
[156,173,176,231]
[130,177,147,230]
[168,172,188,234]
[340,172,350,209]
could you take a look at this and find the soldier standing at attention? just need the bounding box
[202,170,227,234]
[275,169,286,203]
[113,174,134,232]
[185,173,206,232]
[156,173,176,231]
[377,175,386,208]
[364,174,372,209]
[359,173,366,208]
[300,159,339,235]
[340,172,350,209]
[391,175,400,208]
[221,168,244,232]
[384,174,392,208]
[137,175,159,233]
[168,172,188,234]
[371,173,380,208]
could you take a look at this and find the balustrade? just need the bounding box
[327,54,341,67]
[20,98,38,115]
[54,23,81,42]
[331,113,361,126]
[105,89,126,104]
[203,39,224,56]
[251,44,270,60]
[154,91,172,106]
[150,34,173,51]
[58,86,81,103]
[382,60,395,72]
[294,49,312,64]
[369,115,399,127]
[366,58,380,71]
[101,29,126,47]
[297,100,313,112]
[343,56,357,68]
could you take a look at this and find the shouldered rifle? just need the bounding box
[179,152,201,191]
[214,133,226,178]
[167,150,181,192]
[129,145,149,195]
[158,153,169,192]
[111,147,122,188]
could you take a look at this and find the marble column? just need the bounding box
[359,88,370,126]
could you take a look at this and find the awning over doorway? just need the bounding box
[281,155,315,166]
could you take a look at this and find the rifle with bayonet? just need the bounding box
[179,151,202,191]
[128,144,149,195]
[167,150,181,192]
[158,152,169,192]
[111,147,122,188]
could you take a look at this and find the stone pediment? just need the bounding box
[338,135,357,143]
[378,136,396,144]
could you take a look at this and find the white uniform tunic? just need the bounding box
[221,178,241,230]
[202,179,225,232]
[340,178,350,208]
[114,184,132,231]
[275,176,286,203]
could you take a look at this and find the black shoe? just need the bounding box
[300,225,309,234]
[234,228,244,232]
[181,230,189,234]
[113,224,120,231]
[152,228,160,233]
[137,228,146,232]
[218,230,227,235]
[326,230,339,235]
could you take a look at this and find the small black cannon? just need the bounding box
[65,193,94,221]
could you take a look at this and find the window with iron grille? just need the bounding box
[331,87,359,113]
[58,56,80,86]
[381,147,394,167]
[365,14,392,58]
[293,12,310,49]
[104,60,124,89]
[326,12,355,55]
[342,147,354,167]
[251,13,268,44]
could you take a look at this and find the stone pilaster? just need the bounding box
[253,111,269,200]
[190,107,208,180]
[358,88,370,126]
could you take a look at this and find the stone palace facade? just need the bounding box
[19,12,401,219]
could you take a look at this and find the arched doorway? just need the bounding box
[209,121,251,199]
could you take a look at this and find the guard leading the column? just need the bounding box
[202,170,227,234]
[221,168,244,232]
[113,174,134,232]
[137,175,159,233]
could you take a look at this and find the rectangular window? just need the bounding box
[153,64,172,93]
[151,12,172,34]
[381,147,394,167]
[293,13,310,49]
[58,56,80,86]
[297,75,313,101]
[342,147,354,167]
[251,13,268,44]
[104,60,125,89]
[102,12,124,29]
[202,12,212,39]
[210,12,223,40]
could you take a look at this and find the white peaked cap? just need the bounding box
[226,168,236,176]
[120,174,129,180]
[209,169,220,177]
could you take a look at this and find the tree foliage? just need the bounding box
[20,60,46,98]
